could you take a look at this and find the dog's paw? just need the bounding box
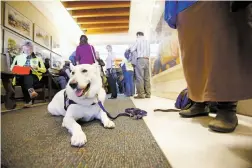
[103,120,115,129]
[71,131,87,147]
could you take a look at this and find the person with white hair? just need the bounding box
[10,40,46,107]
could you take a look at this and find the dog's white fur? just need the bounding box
[48,63,115,147]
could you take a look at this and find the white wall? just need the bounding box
[94,43,159,61]
[30,1,81,59]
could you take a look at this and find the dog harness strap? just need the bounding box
[97,101,117,119]
[97,101,126,120]
[64,91,96,111]
[63,93,148,119]
[97,101,147,120]
[64,91,77,111]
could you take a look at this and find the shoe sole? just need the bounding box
[24,104,32,108]
[179,112,209,118]
[134,97,145,99]
[208,122,238,133]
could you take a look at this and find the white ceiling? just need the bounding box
[31,0,159,46]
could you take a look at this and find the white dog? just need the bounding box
[48,63,115,147]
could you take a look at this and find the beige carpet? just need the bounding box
[1,97,171,168]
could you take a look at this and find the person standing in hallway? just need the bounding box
[128,49,137,95]
[129,32,151,99]
[121,51,134,97]
[165,1,252,133]
[106,45,117,99]
[75,35,96,65]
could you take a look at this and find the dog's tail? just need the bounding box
[154,109,181,112]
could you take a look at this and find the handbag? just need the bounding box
[154,88,194,112]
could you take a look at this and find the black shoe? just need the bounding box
[145,95,151,98]
[179,102,209,118]
[209,102,218,113]
[209,102,238,133]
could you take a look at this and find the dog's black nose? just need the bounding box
[69,82,78,89]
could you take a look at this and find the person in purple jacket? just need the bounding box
[75,35,96,65]
[165,1,252,133]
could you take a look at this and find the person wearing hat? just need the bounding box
[10,41,46,107]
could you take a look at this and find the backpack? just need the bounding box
[154,88,194,112]
[124,50,131,60]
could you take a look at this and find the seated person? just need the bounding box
[10,41,46,107]
[57,60,71,89]
[44,58,51,71]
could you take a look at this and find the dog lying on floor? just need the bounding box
[48,64,115,147]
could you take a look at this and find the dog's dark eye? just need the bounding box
[71,71,75,75]
[82,69,87,73]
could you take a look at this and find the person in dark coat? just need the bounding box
[165,1,252,133]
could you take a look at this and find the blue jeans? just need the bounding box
[123,71,134,96]
[57,76,67,89]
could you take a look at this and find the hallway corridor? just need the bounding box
[1,1,252,168]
